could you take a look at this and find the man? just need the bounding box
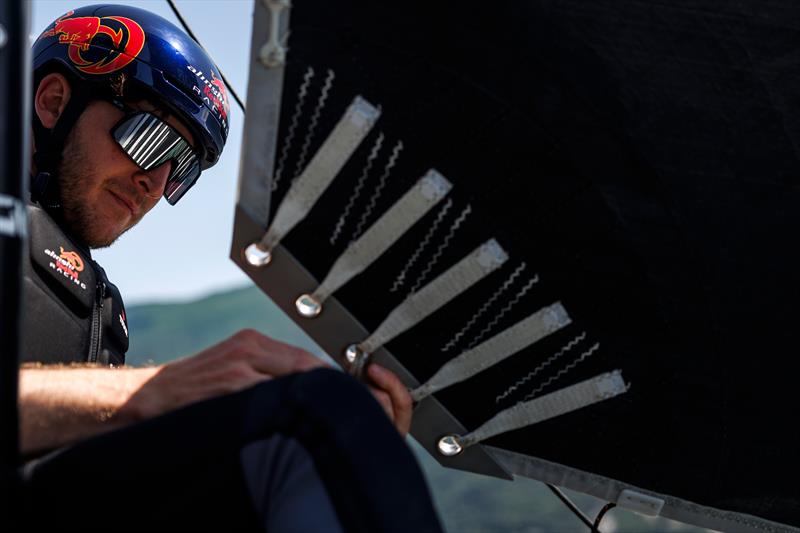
[18,5,441,532]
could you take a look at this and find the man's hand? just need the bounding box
[366,364,413,437]
[20,329,328,456]
[121,329,327,421]
[122,329,414,435]
[20,330,414,455]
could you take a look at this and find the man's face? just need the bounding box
[56,99,195,248]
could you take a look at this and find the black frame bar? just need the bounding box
[0,0,30,523]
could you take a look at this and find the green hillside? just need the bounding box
[126,285,710,533]
[126,286,319,366]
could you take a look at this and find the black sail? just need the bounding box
[233,2,800,531]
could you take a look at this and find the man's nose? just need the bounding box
[134,161,171,199]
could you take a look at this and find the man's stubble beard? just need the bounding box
[57,131,132,249]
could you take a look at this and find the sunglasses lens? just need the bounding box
[164,158,201,205]
[112,112,201,205]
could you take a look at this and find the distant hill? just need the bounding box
[126,285,319,366]
[126,285,709,533]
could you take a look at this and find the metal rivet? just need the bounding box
[259,44,286,68]
[344,344,370,379]
[344,344,361,364]
[295,294,322,317]
[437,435,463,457]
[244,243,272,267]
[260,0,290,68]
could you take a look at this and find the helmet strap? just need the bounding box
[31,81,98,213]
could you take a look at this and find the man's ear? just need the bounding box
[34,73,72,129]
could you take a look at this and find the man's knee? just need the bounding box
[271,366,379,413]
[290,366,364,395]
[240,435,344,533]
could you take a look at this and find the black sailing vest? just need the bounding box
[21,205,129,366]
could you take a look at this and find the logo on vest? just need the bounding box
[45,246,87,290]
[119,310,129,338]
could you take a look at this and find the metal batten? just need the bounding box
[296,170,452,317]
[341,239,508,376]
[436,371,629,457]
[245,96,381,266]
[411,302,572,402]
[357,239,508,356]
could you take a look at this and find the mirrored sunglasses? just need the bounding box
[111,111,201,205]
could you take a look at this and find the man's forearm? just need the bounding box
[19,364,158,456]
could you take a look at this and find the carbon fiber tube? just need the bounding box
[0,0,30,524]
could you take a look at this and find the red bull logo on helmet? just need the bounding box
[187,65,230,128]
[210,72,230,121]
[38,10,146,76]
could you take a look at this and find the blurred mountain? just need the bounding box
[126,284,711,533]
[126,285,318,366]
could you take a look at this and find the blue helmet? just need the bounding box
[32,4,230,203]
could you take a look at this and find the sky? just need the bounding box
[32,0,256,304]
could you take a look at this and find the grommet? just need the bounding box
[260,0,290,68]
[344,344,370,379]
[437,435,463,457]
[259,44,286,68]
[244,243,272,267]
[295,294,322,317]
